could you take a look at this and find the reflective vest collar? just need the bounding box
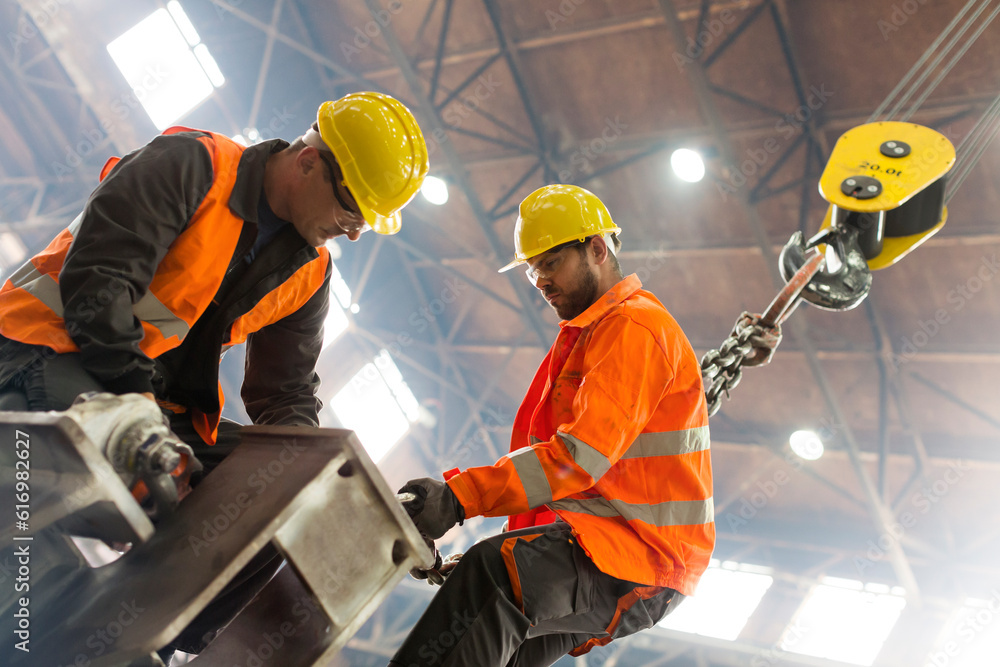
[561,274,642,330]
[228,138,289,222]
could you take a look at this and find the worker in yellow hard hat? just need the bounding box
[393,184,711,666]
[0,91,428,661]
[302,92,429,237]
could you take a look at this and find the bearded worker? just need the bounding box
[392,184,714,666]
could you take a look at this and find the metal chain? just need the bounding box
[701,239,824,418]
[701,319,757,417]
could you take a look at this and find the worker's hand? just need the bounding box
[409,537,445,585]
[438,552,463,578]
[409,543,464,586]
[397,478,465,540]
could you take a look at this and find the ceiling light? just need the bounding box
[421,175,449,205]
[790,429,824,460]
[671,148,706,183]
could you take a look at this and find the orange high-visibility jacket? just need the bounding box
[446,275,714,594]
[0,128,330,439]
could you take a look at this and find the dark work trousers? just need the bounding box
[389,522,684,667]
[0,341,283,656]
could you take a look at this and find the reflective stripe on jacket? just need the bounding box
[446,275,714,594]
[0,128,330,438]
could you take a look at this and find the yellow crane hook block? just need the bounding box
[818,121,956,270]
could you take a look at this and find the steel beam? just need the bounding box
[334,2,769,85]
[434,52,502,112]
[481,0,557,179]
[412,0,442,51]
[748,132,807,203]
[208,0,388,93]
[286,0,342,99]
[436,343,1000,371]
[709,429,1000,465]
[702,0,771,69]
[247,0,285,131]
[14,0,140,154]
[347,234,383,305]
[910,371,1000,431]
[386,235,525,314]
[488,160,542,218]
[448,91,995,171]
[709,83,785,117]
[361,0,551,346]
[437,331,527,468]
[429,0,455,103]
[430,230,1000,269]
[395,244,501,462]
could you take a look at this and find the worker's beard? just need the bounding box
[550,262,600,321]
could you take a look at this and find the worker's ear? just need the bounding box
[590,235,610,266]
[296,146,320,176]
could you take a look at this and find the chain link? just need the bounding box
[701,314,780,417]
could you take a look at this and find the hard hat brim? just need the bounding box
[497,227,622,273]
[357,196,401,235]
[497,256,526,273]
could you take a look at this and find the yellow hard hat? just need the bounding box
[498,184,622,272]
[316,92,429,235]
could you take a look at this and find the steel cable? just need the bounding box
[946,90,1000,202]
[870,0,993,122]
[899,1,1000,122]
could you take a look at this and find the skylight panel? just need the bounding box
[322,299,349,349]
[166,0,200,45]
[331,351,420,462]
[373,349,420,422]
[927,596,1000,667]
[193,43,225,87]
[659,560,774,641]
[107,4,224,130]
[781,577,906,666]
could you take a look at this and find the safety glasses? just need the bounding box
[524,239,588,283]
[318,153,368,235]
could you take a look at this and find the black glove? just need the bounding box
[398,477,465,540]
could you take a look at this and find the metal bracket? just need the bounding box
[0,423,433,667]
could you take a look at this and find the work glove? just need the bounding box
[397,477,465,540]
